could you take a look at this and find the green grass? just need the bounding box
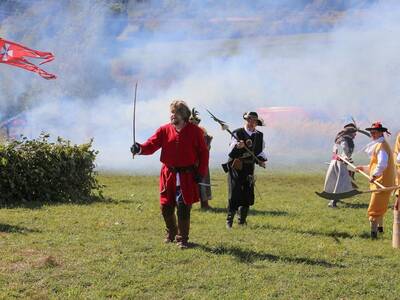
[1,171,399,299]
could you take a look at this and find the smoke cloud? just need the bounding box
[0,0,399,173]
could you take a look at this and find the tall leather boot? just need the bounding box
[176,202,191,249]
[370,220,378,239]
[238,206,249,225]
[161,205,177,243]
[200,185,212,210]
[377,216,384,233]
[200,200,212,210]
[226,209,235,229]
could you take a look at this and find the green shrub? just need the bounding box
[0,133,103,204]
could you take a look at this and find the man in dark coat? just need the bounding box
[224,111,267,228]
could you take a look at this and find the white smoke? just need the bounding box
[0,0,399,172]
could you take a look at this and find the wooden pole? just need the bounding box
[338,155,386,189]
[393,209,400,248]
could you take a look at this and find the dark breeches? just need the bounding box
[227,163,255,211]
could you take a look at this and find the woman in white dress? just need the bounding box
[324,123,360,208]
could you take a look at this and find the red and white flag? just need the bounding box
[0,37,56,80]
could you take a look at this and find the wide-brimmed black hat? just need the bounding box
[343,123,357,133]
[243,111,264,126]
[365,122,390,133]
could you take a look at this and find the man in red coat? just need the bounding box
[131,100,209,249]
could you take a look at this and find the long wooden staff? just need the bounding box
[338,155,386,189]
[367,185,400,194]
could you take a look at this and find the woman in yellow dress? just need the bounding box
[357,122,395,239]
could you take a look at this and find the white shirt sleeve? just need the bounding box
[228,136,237,153]
[372,150,389,177]
[397,152,400,164]
[257,139,268,160]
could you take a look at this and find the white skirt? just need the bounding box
[323,160,353,194]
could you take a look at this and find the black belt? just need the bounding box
[168,165,195,173]
[236,158,256,164]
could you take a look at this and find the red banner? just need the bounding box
[0,37,56,80]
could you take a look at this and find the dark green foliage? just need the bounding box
[0,133,102,204]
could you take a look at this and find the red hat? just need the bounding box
[365,122,390,134]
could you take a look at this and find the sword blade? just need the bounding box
[198,182,217,187]
[133,82,138,144]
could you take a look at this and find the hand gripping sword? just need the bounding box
[206,109,266,168]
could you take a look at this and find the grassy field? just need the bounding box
[1,171,400,299]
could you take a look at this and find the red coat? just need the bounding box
[139,122,209,205]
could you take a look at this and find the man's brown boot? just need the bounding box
[200,200,212,210]
[176,218,190,249]
[161,205,177,243]
[176,202,191,249]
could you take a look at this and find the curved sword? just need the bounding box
[132,82,138,159]
[198,182,217,187]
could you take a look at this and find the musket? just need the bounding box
[132,82,138,159]
[206,109,265,168]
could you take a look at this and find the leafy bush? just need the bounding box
[0,133,103,204]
